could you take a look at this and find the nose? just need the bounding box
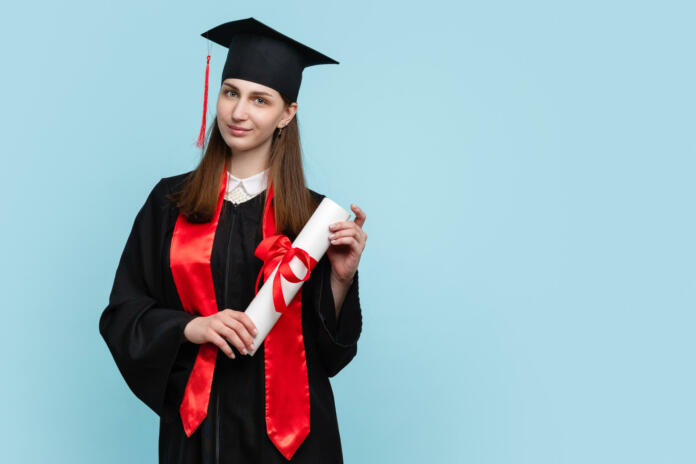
[231,99,248,121]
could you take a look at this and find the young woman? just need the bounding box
[99,17,367,463]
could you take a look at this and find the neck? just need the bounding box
[226,138,272,178]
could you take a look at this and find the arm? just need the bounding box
[330,270,354,320]
[98,179,196,417]
[313,255,363,377]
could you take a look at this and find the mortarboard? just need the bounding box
[195,17,339,147]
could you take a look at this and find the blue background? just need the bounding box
[1,1,694,462]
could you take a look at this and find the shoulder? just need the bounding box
[158,170,193,196]
[145,170,193,202]
[138,170,192,214]
[151,172,325,205]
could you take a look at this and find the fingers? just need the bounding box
[219,309,257,355]
[350,204,366,227]
[233,310,259,337]
[328,229,361,247]
[329,221,362,237]
[217,322,251,355]
[208,330,236,359]
[221,309,258,337]
[328,222,367,248]
[193,311,258,359]
[329,204,366,234]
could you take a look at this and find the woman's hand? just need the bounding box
[183,309,258,359]
[326,204,367,283]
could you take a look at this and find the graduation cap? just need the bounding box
[195,17,339,147]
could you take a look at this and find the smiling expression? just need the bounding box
[216,78,297,153]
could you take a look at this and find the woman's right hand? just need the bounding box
[183,309,259,359]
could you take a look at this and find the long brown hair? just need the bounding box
[166,95,317,239]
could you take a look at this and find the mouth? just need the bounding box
[228,125,251,136]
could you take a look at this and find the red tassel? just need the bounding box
[195,54,211,148]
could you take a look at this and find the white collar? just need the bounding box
[226,168,270,196]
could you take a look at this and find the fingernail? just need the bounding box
[241,348,248,355]
[253,329,258,335]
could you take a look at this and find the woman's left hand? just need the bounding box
[326,204,367,283]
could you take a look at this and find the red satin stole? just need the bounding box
[255,181,316,460]
[169,170,314,461]
[170,169,226,437]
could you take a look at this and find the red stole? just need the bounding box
[170,168,314,460]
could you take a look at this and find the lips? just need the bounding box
[228,125,252,137]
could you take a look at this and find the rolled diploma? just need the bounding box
[246,197,350,356]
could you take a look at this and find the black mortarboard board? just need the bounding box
[194,17,339,147]
[202,17,339,102]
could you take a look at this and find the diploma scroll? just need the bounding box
[246,197,350,356]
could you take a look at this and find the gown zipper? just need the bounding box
[223,201,238,314]
[218,200,237,464]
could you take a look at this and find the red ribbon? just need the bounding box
[257,182,314,460]
[169,170,314,460]
[254,234,318,313]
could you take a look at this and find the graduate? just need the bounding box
[99,17,367,463]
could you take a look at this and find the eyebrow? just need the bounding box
[222,83,274,97]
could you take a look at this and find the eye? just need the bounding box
[255,97,267,105]
[224,89,237,97]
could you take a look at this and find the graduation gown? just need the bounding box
[99,171,362,463]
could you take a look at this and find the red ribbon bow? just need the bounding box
[254,234,318,313]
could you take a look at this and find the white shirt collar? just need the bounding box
[226,167,270,196]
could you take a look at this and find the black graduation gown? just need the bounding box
[99,172,362,463]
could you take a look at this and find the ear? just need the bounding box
[282,102,298,125]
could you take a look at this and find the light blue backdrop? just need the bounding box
[1,1,694,462]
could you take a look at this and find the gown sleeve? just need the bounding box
[99,178,197,417]
[312,254,363,377]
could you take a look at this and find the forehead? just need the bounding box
[222,78,278,95]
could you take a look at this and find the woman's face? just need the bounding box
[216,78,297,154]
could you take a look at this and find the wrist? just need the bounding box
[330,269,354,287]
[182,316,198,344]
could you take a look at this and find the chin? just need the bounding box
[224,137,255,152]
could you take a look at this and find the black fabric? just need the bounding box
[202,17,339,102]
[99,172,362,463]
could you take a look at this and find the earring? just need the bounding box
[277,125,285,137]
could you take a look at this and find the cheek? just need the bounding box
[259,115,280,132]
